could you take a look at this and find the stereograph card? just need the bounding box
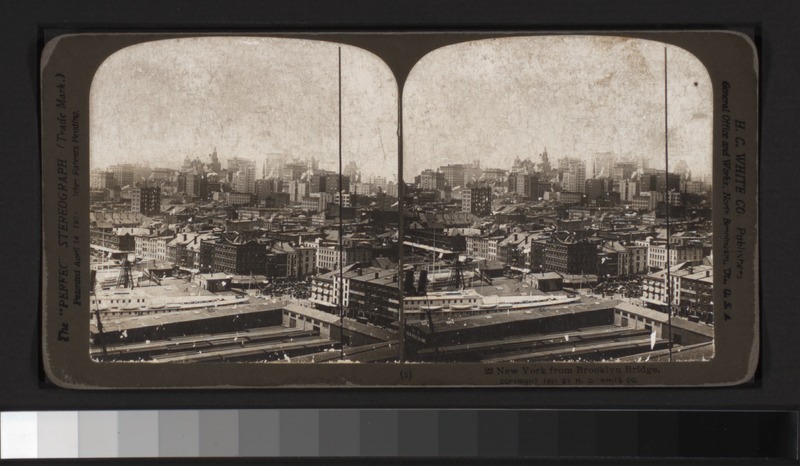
[40,31,758,388]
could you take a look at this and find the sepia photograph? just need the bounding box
[400,36,714,363]
[85,35,713,365]
[40,31,758,386]
[87,37,401,363]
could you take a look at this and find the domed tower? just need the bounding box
[209,147,222,173]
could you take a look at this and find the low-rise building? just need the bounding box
[642,261,695,308]
[531,233,598,275]
[274,243,317,279]
[199,237,266,275]
[264,248,289,279]
[677,265,714,317]
[167,232,211,269]
[348,267,401,323]
[465,235,503,262]
[225,192,253,206]
[310,269,337,311]
[90,228,146,253]
[135,231,174,262]
[617,244,648,276]
[647,243,704,270]
[529,272,563,292]
[315,242,373,272]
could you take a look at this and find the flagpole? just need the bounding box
[338,47,344,360]
[664,47,673,362]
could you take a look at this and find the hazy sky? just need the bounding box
[91,35,712,183]
[91,37,398,179]
[403,36,713,181]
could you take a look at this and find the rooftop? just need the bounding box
[470,276,548,297]
[614,302,714,338]
[91,298,285,334]
[283,303,341,325]
[410,297,618,335]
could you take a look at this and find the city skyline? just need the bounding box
[91,36,712,185]
[84,35,717,368]
[90,37,398,180]
[403,36,713,181]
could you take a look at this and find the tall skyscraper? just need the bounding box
[208,147,221,173]
[90,171,116,190]
[612,161,638,182]
[109,163,135,188]
[344,161,360,183]
[131,186,161,215]
[441,164,466,188]
[593,152,615,178]
[228,157,256,194]
[283,161,307,182]
[371,176,387,193]
[262,153,286,179]
[419,169,446,190]
[463,185,492,217]
[618,179,638,201]
[285,180,308,203]
[584,178,608,203]
[560,158,586,193]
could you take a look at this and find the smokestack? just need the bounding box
[418,269,429,295]
[404,269,416,296]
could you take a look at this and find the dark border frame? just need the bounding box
[2,0,796,463]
